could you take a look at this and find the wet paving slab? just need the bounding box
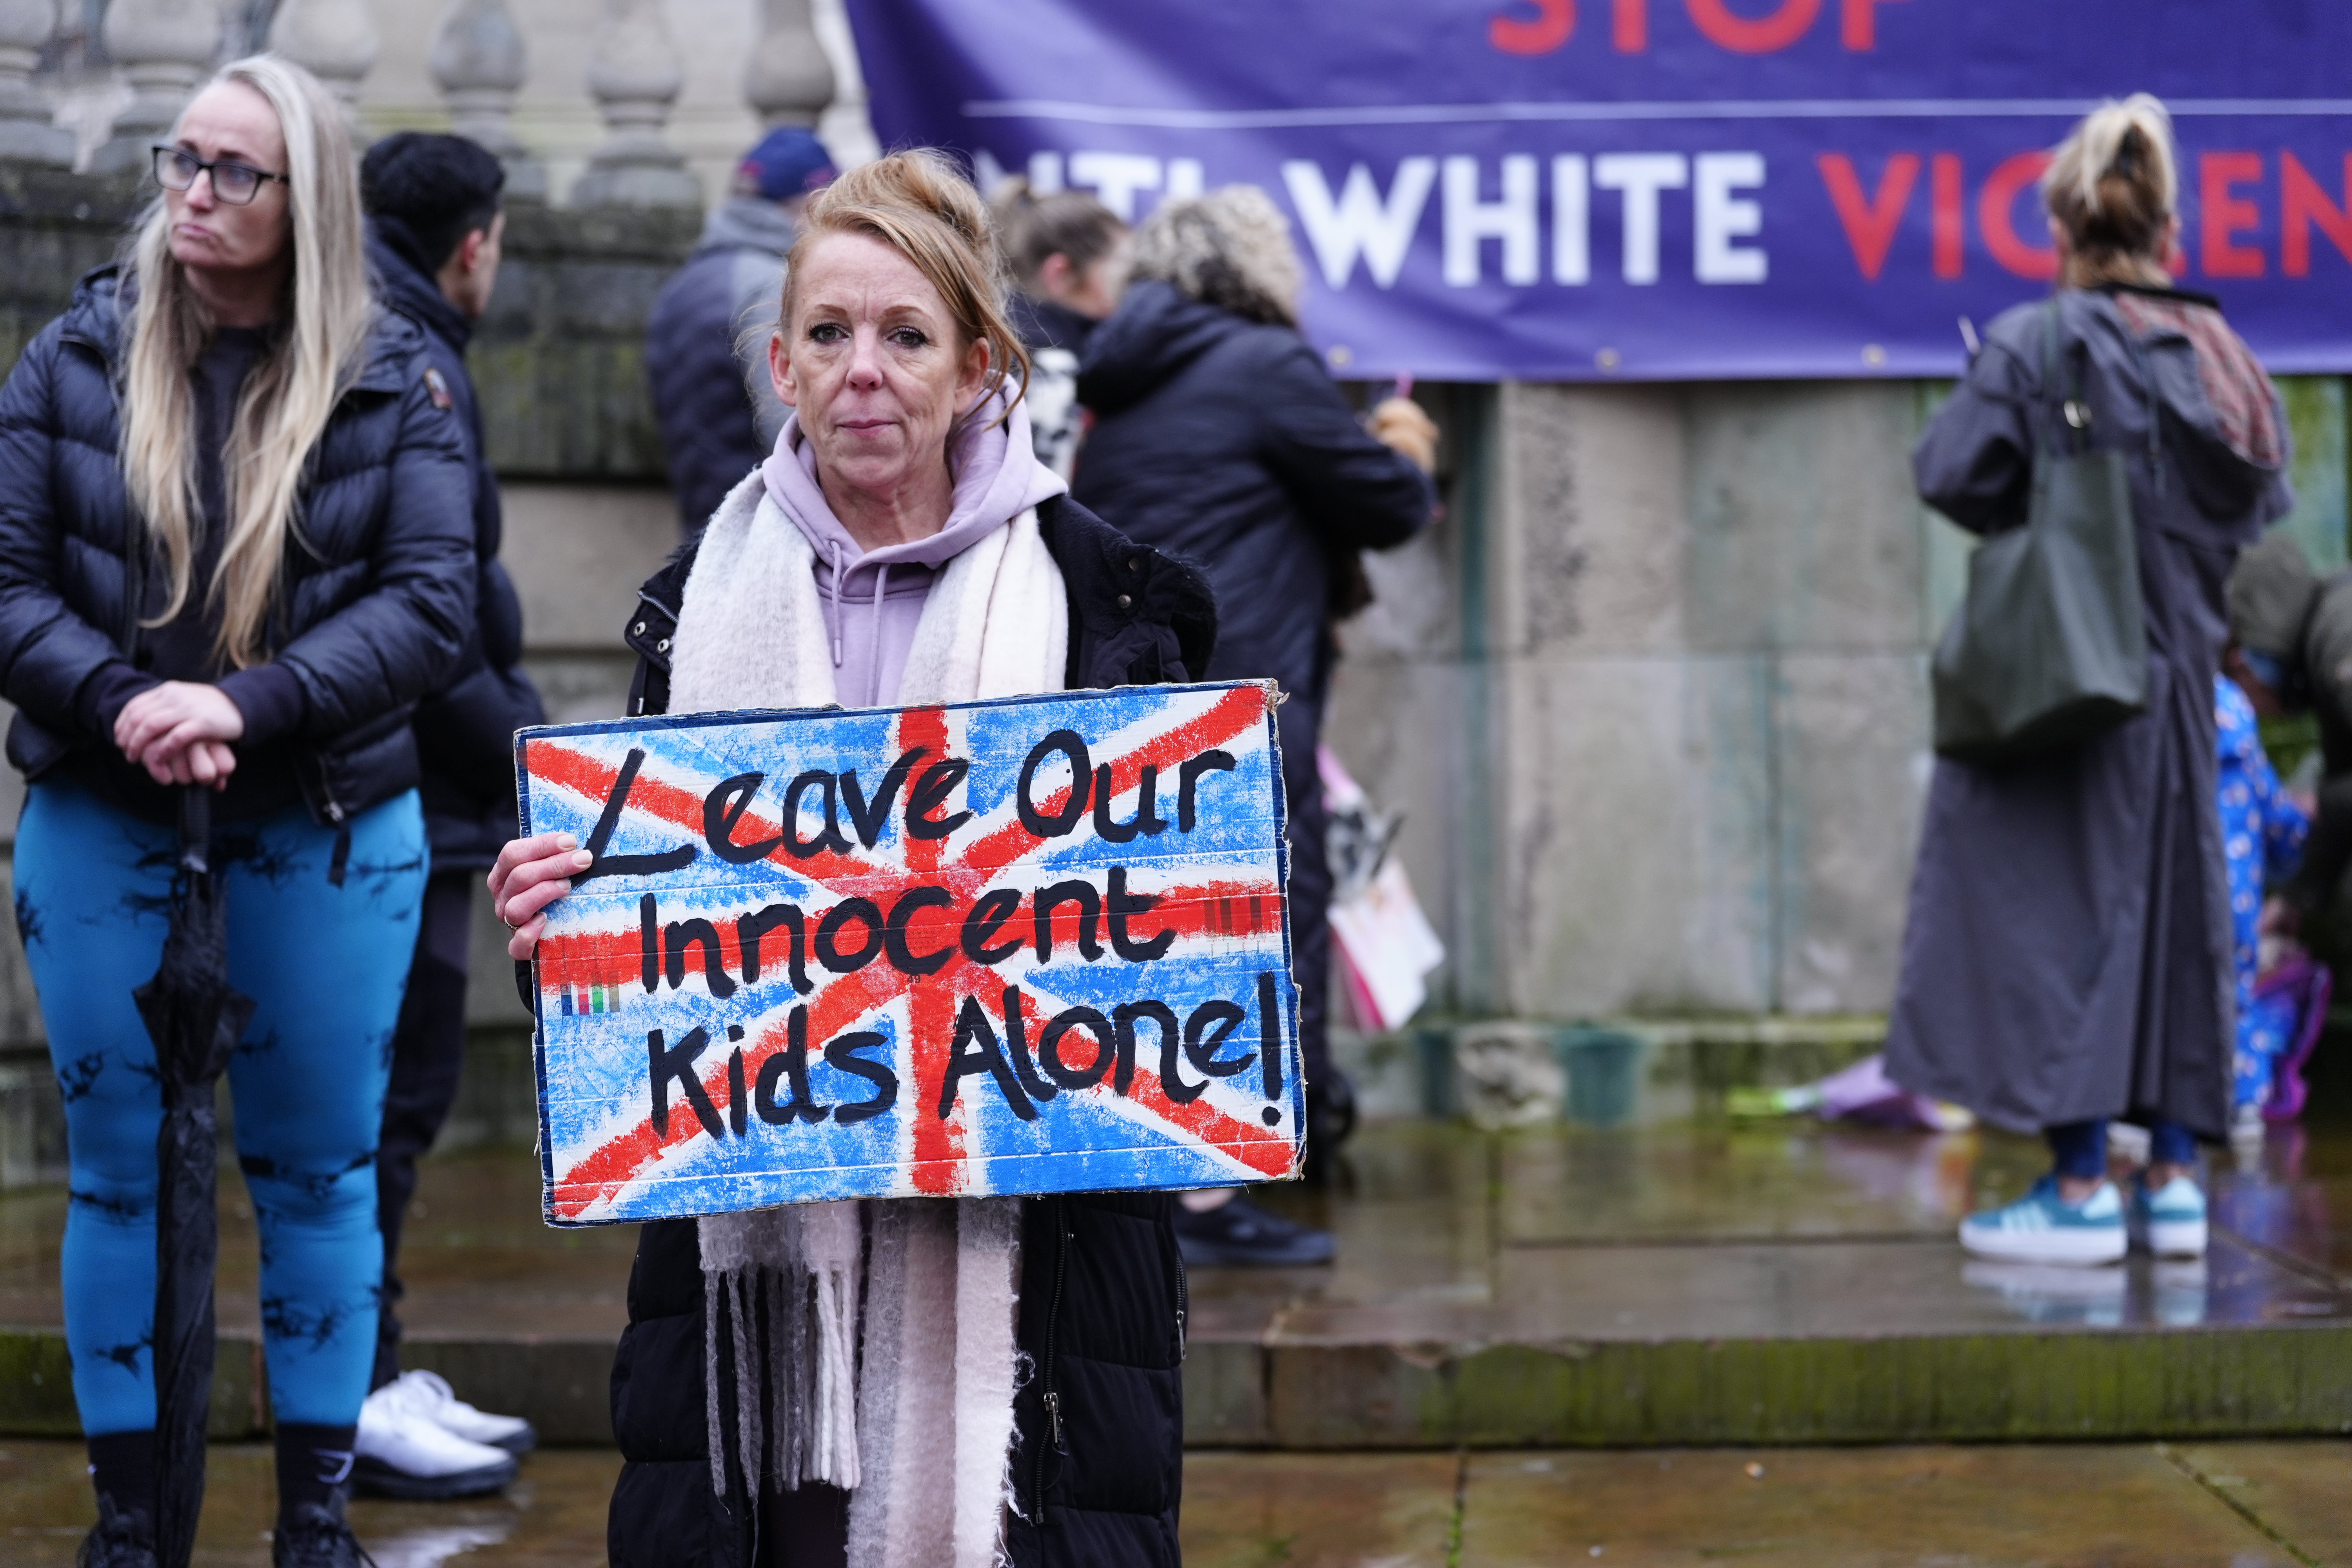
[1182,1450,1460,1568]
[0,1443,623,1568]
[3,1440,2344,1566]
[1449,1443,2338,1567]
[2169,1440,2352,1559]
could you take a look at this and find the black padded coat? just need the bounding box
[604,492,1215,1568]
[0,265,476,825]
[368,223,546,867]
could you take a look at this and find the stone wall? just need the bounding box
[1328,375,2350,1023]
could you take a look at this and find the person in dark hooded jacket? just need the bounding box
[1073,185,1435,1256]
[1885,97,2292,1269]
[646,127,837,538]
[356,130,547,1497]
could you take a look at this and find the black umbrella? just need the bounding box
[135,788,255,1568]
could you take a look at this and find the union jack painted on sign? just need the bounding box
[518,681,1302,1225]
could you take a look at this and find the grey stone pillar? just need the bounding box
[267,0,379,140]
[570,0,698,209]
[0,1,71,165]
[744,0,833,130]
[91,0,222,176]
[428,0,543,201]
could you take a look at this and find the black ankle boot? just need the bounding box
[271,1499,370,1568]
[76,1497,156,1568]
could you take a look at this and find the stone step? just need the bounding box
[3,1314,2349,1448]
[7,1121,2352,1448]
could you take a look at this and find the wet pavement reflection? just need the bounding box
[7,1116,2344,1363]
[5,1439,2346,1565]
[0,1443,621,1567]
[1219,1115,2352,1342]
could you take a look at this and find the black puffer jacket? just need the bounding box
[606,493,1213,1568]
[368,223,546,866]
[0,266,475,825]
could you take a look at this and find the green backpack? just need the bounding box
[1931,300,2148,762]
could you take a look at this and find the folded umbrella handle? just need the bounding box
[176,786,210,878]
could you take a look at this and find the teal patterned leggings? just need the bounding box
[16,780,426,1434]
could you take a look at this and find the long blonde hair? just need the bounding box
[118,54,373,670]
[2043,94,2178,290]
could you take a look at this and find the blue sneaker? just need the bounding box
[1958,1176,2127,1265]
[2134,1173,2208,1259]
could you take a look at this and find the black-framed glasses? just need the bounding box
[151,145,289,205]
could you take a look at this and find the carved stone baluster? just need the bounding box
[267,0,379,138]
[570,0,697,208]
[428,0,541,201]
[0,0,71,165]
[744,0,832,129]
[91,0,221,177]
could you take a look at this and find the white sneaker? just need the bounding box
[2134,1173,2210,1259]
[381,1368,538,1456]
[355,1383,519,1500]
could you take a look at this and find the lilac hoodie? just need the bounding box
[762,394,1066,708]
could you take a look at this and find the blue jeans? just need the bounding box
[2047,1118,2199,1180]
[17,780,426,1435]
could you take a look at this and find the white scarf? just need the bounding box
[670,471,1069,1567]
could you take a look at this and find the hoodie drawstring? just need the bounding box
[820,539,893,707]
[867,563,890,708]
[825,538,846,668]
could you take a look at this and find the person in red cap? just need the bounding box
[646,127,838,538]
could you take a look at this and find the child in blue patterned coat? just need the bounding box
[2218,671,2310,1116]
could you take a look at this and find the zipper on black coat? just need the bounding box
[1174,1233,1188,1362]
[1030,1194,1070,1529]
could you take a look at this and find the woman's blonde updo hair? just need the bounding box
[779,149,1030,427]
[2043,94,2178,289]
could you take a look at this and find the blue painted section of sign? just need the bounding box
[845,0,2352,380]
[517,681,1301,1225]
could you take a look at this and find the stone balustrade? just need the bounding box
[266,0,381,134]
[91,0,220,174]
[570,0,697,207]
[0,0,853,200]
[0,2,72,165]
[429,0,545,201]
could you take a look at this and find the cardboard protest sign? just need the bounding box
[519,681,1302,1226]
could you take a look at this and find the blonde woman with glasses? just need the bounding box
[0,56,474,1564]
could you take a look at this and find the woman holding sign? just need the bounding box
[494,152,1215,1567]
[0,57,477,1564]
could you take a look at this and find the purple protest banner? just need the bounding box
[519,681,1303,1226]
[844,0,2352,380]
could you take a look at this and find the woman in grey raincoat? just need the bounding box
[1886,96,2291,1267]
